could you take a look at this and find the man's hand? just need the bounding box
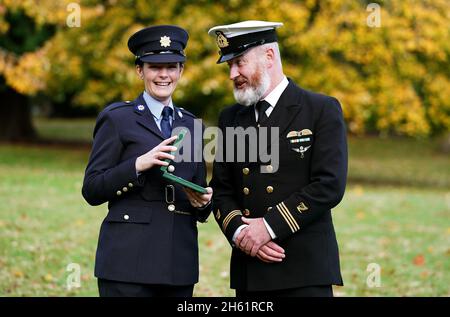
[135,136,178,172]
[184,187,213,208]
[256,241,285,263]
[235,217,272,257]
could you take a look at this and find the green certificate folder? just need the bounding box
[161,129,208,194]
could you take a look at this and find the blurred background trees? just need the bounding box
[0,1,449,296]
[0,0,449,140]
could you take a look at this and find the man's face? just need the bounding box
[138,62,183,105]
[227,49,270,106]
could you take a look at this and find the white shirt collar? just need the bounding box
[263,76,289,108]
[143,91,174,120]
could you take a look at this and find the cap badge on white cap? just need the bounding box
[160,36,171,48]
[215,31,229,48]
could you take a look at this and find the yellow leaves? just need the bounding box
[43,273,53,282]
[2,0,72,25]
[0,0,448,136]
[424,75,450,130]
[13,270,24,278]
[3,48,49,95]
[374,77,430,136]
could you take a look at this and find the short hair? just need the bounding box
[257,42,282,68]
[135,59,144,67]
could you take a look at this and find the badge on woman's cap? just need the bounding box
[128,25,189,64]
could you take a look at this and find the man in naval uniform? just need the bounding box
[82,25,212,297]
[209,21,348,297]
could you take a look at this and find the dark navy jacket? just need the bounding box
[82,93,210,285]
[210,80,347,291]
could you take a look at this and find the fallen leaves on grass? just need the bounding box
[43,273,53,282]
[413,254,425,266]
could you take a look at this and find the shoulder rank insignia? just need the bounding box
[133,104,147,116]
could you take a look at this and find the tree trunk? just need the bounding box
[0,88,36,141]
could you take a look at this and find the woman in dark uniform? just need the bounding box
[82,25,212,297]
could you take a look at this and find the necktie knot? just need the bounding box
[256,100,270,124]
[161,106,173,119]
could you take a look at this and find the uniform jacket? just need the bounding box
[82,93,210,286]
[210,79,347,291]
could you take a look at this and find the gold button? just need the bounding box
[243,209,250,216]
[116,190,122,196]
[123,214,129,220]
[243,168,250,175]
[122,187,128,192]
[267,207,273,212]
[266,186,274,194]
[168,204,175,212]
[243,187,250,195]
[266,165,273,173]
[128,183,133,188]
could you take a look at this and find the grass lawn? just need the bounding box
[0,118,448,296]
[34,118,96,143]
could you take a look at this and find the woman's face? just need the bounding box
[137,62,183,105]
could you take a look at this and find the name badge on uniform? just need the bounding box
[286,129,313,158]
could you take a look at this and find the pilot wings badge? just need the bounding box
[286,129,313,158]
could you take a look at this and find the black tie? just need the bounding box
[160,106,173,139]
[256,100,270,125]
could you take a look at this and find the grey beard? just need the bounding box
[233,70,271,106]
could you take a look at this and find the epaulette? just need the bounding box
[103,100,134,112]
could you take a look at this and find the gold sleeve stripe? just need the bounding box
[222,210,242,232]
[222,210,240,227]
[280,202,300,231]
[222,210,241,232]
[276,204,296,233]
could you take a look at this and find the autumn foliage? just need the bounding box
[1,0,449,136]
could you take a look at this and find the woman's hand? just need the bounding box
[184,187,213,208]
[135,135,178,172]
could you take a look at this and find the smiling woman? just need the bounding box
[81,25,213,297]
[136,63,183,105]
